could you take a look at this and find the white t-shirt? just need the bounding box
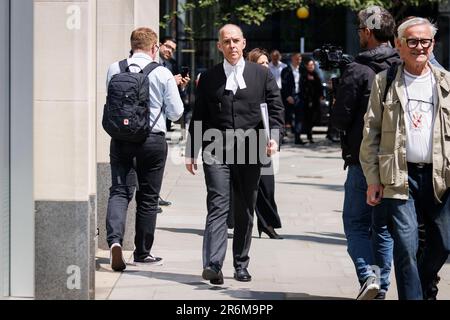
[404,68,438,164]
[291,65,300,94]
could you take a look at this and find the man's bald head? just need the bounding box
[217,24,246,65]
[218,24,244,42]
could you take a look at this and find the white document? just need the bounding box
[260,102,270,141]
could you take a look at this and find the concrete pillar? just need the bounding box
[33,0,97,300]
[96,0,160,251]
[0,0,10,298]
[10,0,34,298]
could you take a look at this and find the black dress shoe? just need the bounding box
[326,135,340,143]
[234,268,252,282]
[158,197,172,206]
[295,137,306,145]
[258,225,283,239]
[156,207,163,214]
[202,266,224,285]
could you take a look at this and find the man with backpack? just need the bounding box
[103,27,184,272]
[331,6,399,300]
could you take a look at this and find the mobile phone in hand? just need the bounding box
[181,66,190,78]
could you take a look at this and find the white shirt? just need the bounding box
[223,57,247,94]
[291,64,300,94]
[106,52,184,134]
[269,61,287,89]
[404,68,438,164]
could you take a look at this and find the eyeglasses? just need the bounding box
[356,27,366,32]
[162,43,176,52]
[402,38,433,49]
[154,44,160,51]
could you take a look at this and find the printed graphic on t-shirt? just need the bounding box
[411,112,423,129]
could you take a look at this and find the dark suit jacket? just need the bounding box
[281,65,304,106]
[160,57,179,75]
[187,61,284,164]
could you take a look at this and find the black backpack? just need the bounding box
[382,62,399,104]
[102,59,160,143]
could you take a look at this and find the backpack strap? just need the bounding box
[142,61,161,78]
[382,63,399,103]
[142,62,166,134]
[119,59,128,73]
[149,104,166,134]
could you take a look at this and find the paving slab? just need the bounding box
[96,132,450,300]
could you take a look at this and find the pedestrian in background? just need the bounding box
[247,48,283,239]
[301,59,324,144]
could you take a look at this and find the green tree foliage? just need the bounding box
[161,0,443,35]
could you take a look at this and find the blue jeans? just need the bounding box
[374,163,450,300]
[343,164,393,291]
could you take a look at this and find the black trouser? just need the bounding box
[285,103,294,130]
[255,162,281,229]
[203,163,261,270]
[303,106,319,140]
[106,133,168,260]
[293,95,304,137]
[227,163,281,230]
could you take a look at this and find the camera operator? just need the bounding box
[331,6,400,300]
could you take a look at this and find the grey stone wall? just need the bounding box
[97,162,136,251]
[35,201,92,300]
[89,195,96,299]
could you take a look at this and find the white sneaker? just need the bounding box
[110,243,126,272]
[134,254,163,266]
[356,275,380,300]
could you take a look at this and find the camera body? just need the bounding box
[313,44,352,71]
[313,44,354,97]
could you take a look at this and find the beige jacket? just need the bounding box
[360,63,450,202]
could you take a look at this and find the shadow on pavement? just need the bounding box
[226,290,352,300]
[281,140,341,153]
[157,227,204,236]
[308,232,346,239]
[303,155,342,160]
[96,257,113,272]
[156,228,347,246]
[275,233,346,246]
[119,270,351,300]
[158,227,234,239]
[278,181,344,192]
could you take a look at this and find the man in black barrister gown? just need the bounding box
[186,24,284,285]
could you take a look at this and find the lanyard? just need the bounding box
[403,71,435,127]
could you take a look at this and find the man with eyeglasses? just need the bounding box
[158,37,191,209]
[331,6,399,300]
[361,17,450,299]
[159,37,190,133]
[393,16,445,300]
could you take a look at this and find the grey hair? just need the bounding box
[397,17,437,40]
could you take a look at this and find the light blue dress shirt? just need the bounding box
[106,52,184,134]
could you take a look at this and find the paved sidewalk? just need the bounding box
[96,132,450,300]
